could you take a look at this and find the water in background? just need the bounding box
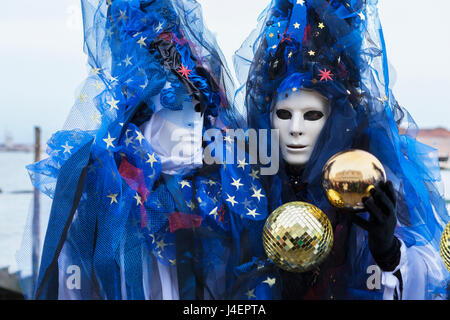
[0,152,449,274]
[0,152,34,273]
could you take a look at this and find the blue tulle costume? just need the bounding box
[22,0,275,300]
[233,0,449,299]
[20,0,449,300]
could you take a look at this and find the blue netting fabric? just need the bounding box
[233,0,449,299]
[19,0,272,300]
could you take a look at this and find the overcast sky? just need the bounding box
[1,0,449,144]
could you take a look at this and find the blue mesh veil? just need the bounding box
[20,0,272,300]
[234,0,449,299]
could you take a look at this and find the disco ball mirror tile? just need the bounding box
[263,201,333,273]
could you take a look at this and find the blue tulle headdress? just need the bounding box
[21,0,273,300]
[234,0,449,299]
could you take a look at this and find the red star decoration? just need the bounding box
[178,64,192,79]
[280,32,293,44]
[218,205,226,223]
[318,68,334,82]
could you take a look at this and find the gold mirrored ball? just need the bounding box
[440,222,450,272]
[262,202,334,273]
[322,149,386,212]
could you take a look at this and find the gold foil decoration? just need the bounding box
[322,149,386,212]
[440,222,450,272]
[262,201,333,273]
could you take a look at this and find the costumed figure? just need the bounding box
[233,0,449,299]
[21,0,270,300]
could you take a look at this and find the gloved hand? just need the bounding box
[351,181,401,271]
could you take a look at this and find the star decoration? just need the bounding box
[79,93,88,103]
[123,55,133,67]
[169,259,176,266]
[177,64,192,79]
[155,21,164,33]
[242,198,252,209]
[137,36,147,48]
[91,114,101,124]
[293,22,300,29]
[61,141,74,154]
[179,180,191,189]
[156,239,168,251]
[88,164,96,174]
[224,135,233,144]
[263,277,276,287]
[146,153,157,168]
[245,289,256,300]
[226,194,238,207]
[246,208,260,218]
[134,192,142,206]
[107,193,118,205]
[140,80,148,90]
[237,159,248,170]
[109,75,119,83]
[124,135,134,147]
[187,201,196,211]
[377,95,388,102]
[91,67,102,75]
[209,206,219,219]
[249,169,260,180]
[93,81,103,90]
[318,22,325,29]
[107,98,119,111]
[135,130,145,144]
[231,178,244,191]
[297,0,305,5]
[118,10,128,22]
[358,11,366,21]
[288,51,293,58]
[318,68,334,82]
[251,188,265,202]
[308,50,316,56]
[103,132,116,149]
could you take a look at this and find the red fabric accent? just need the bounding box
[158,32,174,42]
[218,205,225,223]
[169,211,203,233]
[173,34,190,46]
[119,157,150,228]
[280,33,293,44]
[119,157,150,203]
[140,205,148,229]
[303,24,311,42]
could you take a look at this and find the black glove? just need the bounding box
[351,181,401,272]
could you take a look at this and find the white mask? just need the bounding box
[271,89,330,167]
[141,83,205,175]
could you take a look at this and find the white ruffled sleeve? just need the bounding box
[382,238,447,300]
